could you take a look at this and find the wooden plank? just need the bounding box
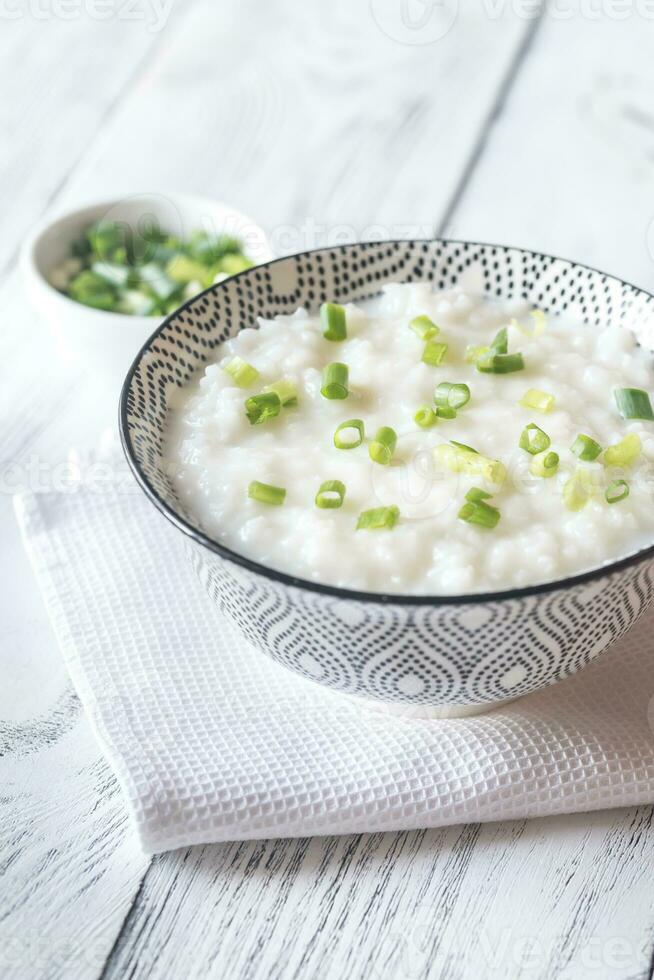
[0,715,149,980]
[100,811,654,979]
[0,11,169,277]
[446,11,654,291]
[51,0,531,245]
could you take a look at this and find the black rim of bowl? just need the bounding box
[119,238,654,607]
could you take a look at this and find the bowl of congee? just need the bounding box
[120,240,654,717]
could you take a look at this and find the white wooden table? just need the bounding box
[3,3,654,977]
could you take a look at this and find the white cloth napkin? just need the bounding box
[14,481,654,854]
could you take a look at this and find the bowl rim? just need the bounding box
[19,191,274,324]
[119,237,654,607]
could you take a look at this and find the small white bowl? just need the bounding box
[20,192,273,385]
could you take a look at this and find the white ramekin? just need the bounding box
[20,192,273,388]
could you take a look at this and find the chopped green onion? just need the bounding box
[53,218,253,315]
[614,388,654,421]
[167,254,211,286]
[223,356,259,388]
[315,479,346,509]
[450,440,478,454]
[477,352,525,374]
[434,443,506,485]
[603,432,641,468]
[414,405,438,429]
[605,480,629,504]
[245,391,281,425]
[434,382,471,411]
[519,388,555,413]
[334,419,364,449]
[458,499,500,529]
[356,505,400,530]
[117,290,158,316]
[320,302,347,341]
[369,426,397,465]
[68,270,116,311]
[571,433,603,462]
[218,254,253,276]
[321,362,349,399]
[410,315,439,340]
[436,406,457,420]
[465,487,492,502]
[530,451,559,478]
[562,469,595,512]
[421,340,448,366]
[519,423,551,455]
[91,261,131,288]
[263,379,298,406]
[465,344,490,364]
[248,480,286,505]
[490,327,508,355]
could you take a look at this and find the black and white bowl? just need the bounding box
[120,240,654,717]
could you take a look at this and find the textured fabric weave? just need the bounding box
[14,488,654,854]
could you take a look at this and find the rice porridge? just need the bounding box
[165,282,654,595]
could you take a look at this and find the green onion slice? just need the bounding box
[321,362,349,399]
[614,388,654,421]
[315,479,346,509]
[421,340,448,366]
[436,406,457,420]
[490,327,508,355]
[263,379,298,406]
[464,344,490,364]
[414,405,438,429]
[530,451,559,478]
[369,426,397,465]
[465,487,492,502]
[603,433,641,468]
[245,391,282,425]
[410,314,439,340]
[434,443,506,485]
[434,382,471,411]
[605,479,629,504]
[248,480,286,505]
[320,302,347,341]
[571,433,603,462]
[356,505,400,530]
[519,388,555,413]
[519,423,551,455]
[458,499,500,529]
[223,356,260,388]
[334,419,364,449]
[477,352,525,374]
[450,440,478,454]
[562,469,596,512]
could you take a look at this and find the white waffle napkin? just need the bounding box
[14,483,654,854]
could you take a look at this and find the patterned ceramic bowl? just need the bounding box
[120,240,654,717]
